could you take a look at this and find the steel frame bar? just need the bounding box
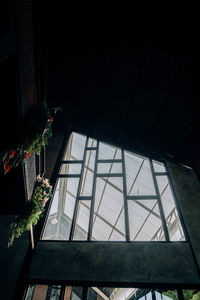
[57,174,81,178]
[122,149,130,241]
[96,173,123,177]
[149,159,169,241]
[69,137,89,240]
[88,141,99,240]
[97,159,123,163]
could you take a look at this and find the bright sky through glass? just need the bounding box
[42,132,185,242]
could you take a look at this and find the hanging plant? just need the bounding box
[0,102,61,175]
[8,175,52,247]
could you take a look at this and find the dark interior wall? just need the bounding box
[0,2,36,299]
[45,12,200,167]
[0,0,8,37]
[167,162,200,271]
[0,0,16,62]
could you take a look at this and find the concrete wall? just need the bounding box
[167,161,200,273]
[28,241,199,286]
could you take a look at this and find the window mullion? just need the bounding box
[149,159,169,241]
[122,149,130,242]
[69,137,89,241]
[88,141,99,241]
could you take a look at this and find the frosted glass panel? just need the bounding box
[97,163,122,174]
[153,160,166,172]
[146,292,152,300]
[128,200,163,241]
[125,152,155,196]
[156,175,185,241]
[92,177,125,241]
[73,201,91,240]
[85,150,96,171]
[99,142,121,159]
[92,216,113,240]
[80,169,94,196]
[43,178,79,240]
[155,291,162,300]
[80,150,96,196]
[64,132,86,161]
[88,138,97,147]
[59,163,82,174]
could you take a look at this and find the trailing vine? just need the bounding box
[8,176,52,247]
[0,102,61,174]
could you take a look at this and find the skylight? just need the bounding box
[42,132,185,242]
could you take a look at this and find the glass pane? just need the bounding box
[92,177,125,241]
[97,163,122,174]
[25,285,35,300]
[125,152,156,196]
[80,169,94,196]
[146,292,153,300]
[73,201,91,240]
[99,142,121,159]
[48,180,60,216]
[108,176,123,191]
[109,229,125,241]
[43,178,79,240]
[128,200,164,241]
[153,160,166,173]
[80,150,96,196]
[48,285,61,300]
[88,138,97,147]
[156,176,185,241]
[92,216,113,240]
[155,291,162,300]
[63,132,86,161]
[59,163,82,174]
[85,150,96,171]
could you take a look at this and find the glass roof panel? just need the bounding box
[99,142,121,159]
[125,155,156,196]
[73,201,91,240]
[88,138,97,147]
[59,163,82,175]
[92,177,125,241]
[48,187,59,215]
[97,163,122,174]
[128,199,163,241]
[153,160,166,173]
[109,229,125,241]
[85,150,96,171]
[92,216,113,241]
[95,179,124,226]
[63,132,86,161]
[80,169,94,196]
[156,175,185,241]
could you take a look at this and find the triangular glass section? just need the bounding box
[42,132,185,242]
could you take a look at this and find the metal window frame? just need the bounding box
[24,284,197,300]
[42,132,187,243]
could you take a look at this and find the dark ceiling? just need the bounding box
[35,7,200,167]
